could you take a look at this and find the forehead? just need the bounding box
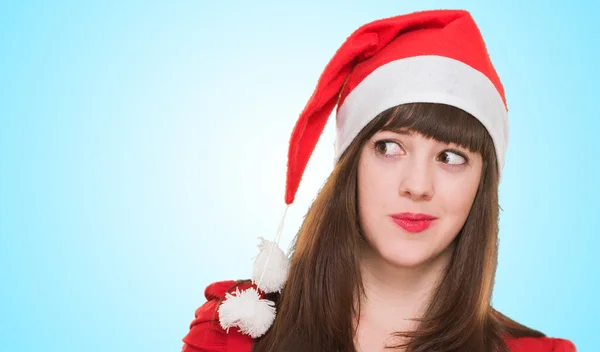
[380,118,485,153]
[375,128,470,149]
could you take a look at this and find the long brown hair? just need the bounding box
[251,103,544,351]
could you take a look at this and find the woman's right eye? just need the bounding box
[374,140,403,157]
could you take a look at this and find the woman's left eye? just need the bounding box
[438,151,467,165]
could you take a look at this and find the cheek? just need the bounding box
[358,157,390,215]
[439,177,480,233]
[357,157,398,241]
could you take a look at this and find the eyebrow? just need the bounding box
[378,127,413,135]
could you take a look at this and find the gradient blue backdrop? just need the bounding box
[1,1,597,351]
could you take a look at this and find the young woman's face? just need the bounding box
[357,128,483,268]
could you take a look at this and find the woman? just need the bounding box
[182,9,576,352]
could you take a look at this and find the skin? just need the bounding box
[354,128,483,351]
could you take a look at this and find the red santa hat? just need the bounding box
[219,9,509,338]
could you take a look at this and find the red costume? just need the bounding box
[181,281,576,352]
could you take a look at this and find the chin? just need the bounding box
[380,251,430,268]
[374,241,432,268]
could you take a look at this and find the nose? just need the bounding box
[398,157,434,201]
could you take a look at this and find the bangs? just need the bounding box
[374,103,490,154]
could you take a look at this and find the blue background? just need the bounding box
[1,0,597,351]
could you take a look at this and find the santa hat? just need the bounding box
[218,9,508,338]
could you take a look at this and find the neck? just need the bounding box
[353,243,455,350]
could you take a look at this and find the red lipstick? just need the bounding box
[390,212,437,233]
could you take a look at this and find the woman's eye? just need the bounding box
[375,141,403,156]
[438,151,467,165]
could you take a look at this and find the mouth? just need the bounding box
[390,213,437,233]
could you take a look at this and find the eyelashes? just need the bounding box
[372,139,470,167]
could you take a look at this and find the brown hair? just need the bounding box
[251,103,544,352]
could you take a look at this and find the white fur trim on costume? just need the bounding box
[252,237,290,293]
[218,287,276,338]
[335,55,509,174]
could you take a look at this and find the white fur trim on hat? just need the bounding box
[335,55,509,174]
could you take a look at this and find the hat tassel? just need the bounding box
[218,206,290,338]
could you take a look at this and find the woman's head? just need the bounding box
[356,103,491,270]
[254,102,508,351]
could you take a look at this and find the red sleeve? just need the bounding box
[505,336,576,352]
[181,280,256,352]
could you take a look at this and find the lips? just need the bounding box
[390,212,437,233]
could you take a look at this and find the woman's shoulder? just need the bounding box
[503,335,576,352]
[181,280,256,352]
[181,283,577,352]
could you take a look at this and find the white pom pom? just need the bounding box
[252,237,290,293]
[218,287,276,338]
